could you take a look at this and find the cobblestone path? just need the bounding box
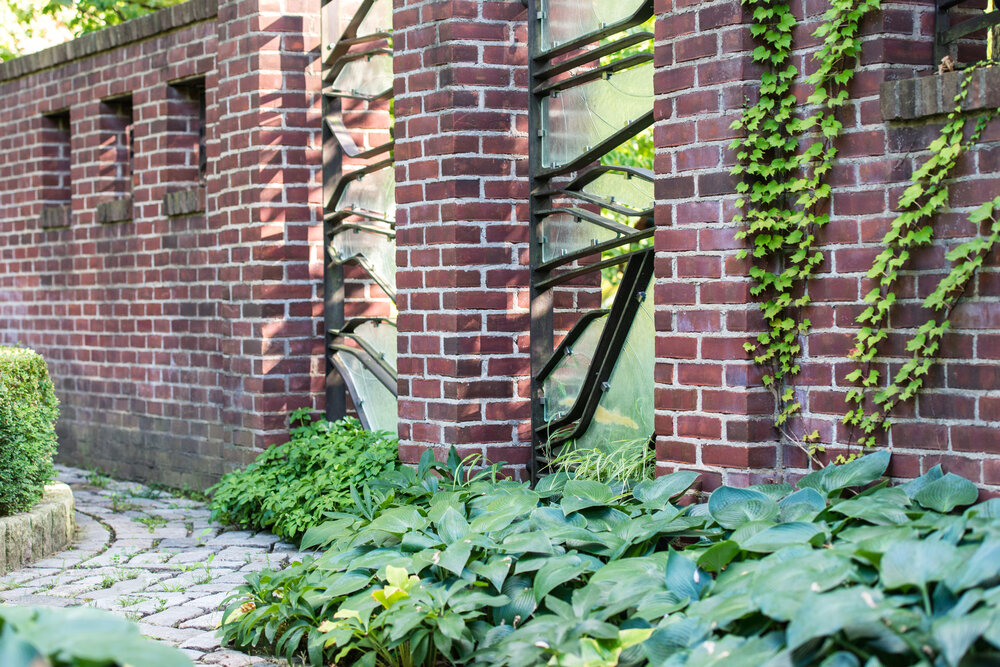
[0,466,305,666]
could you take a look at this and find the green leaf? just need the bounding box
[944,539,1000,592]
[632,471,698,507]
[493,575,537,626]
[797,450,890,496]
[933,610,992,667]
[740,521,825,553]
[533,554,592,602]
[778,487,826,521]
[785,587,885,650]
[664,549,710,603]
[696,540,740,574]
[913,473,979,512]
[880,538,961,590]
[501,531,554,555]
[468,555,512,593]
[708,486,779,529]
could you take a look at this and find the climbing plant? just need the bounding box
[735,1,1000,460]
[733,0,882,459]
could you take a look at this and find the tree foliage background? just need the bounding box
[1,0,184,61]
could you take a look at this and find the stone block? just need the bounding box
[96,197,133,224]
[0,483,75,574]
[39,204,70,229]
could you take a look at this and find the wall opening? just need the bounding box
[38,110,72,229]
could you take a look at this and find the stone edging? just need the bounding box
[0,483,75,574]
[881,66,1000,122]
[0,0,218,84]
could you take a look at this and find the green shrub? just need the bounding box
[219,450,1000,667]
[0,605,190,666]
[208,409,397,541]
[0,345,59,516]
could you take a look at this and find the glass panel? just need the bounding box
[351,319,397,369]
[543,314,608,422]
[539,212,621,263]
[541,62,653,170]
[336,165,395,222]
[357,0,391,37]
[571,274,654,454]
[340,351,397,434]
[539,0,646,52]
[330,52,393,98]
[579,170,653,213]
[322,0,360,48]
[331,227,396,290]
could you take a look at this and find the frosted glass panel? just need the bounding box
[331,52,393,98]
[539,0,646,52]
[580,171,653,213]
[336,165,395,222]
[357,0,391,37]
[351,319,397,369]
[340,351,397,435]
[541,62,653,170]
[572,274,654,453]
[331,227,396,291]
[543,314,608,422]
[540,212,621,263]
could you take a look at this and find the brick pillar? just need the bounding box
[213,0,324,463]
[393,0,532,477]
[653,0,777,490]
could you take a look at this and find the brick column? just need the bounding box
[653,0,777,490]
[393,0,531,477]
[213,0,324,463]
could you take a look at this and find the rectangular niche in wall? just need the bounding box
[96,95,134,224]
[38,110,72,229]
[163,77,206,217]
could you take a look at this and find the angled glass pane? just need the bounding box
[539,0,646,53]
[336,165,395,222]
[578,170,653,213]
[539,212,622,263]
[541,62,653,171]
[349,319,397,369]
[543,314,607,422]
[339,351,397,434]
[330,52,393,98]
[357,0,391,37]
[331,227,396,291]
[571,274,654,454]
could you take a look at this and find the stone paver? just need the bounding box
[0,466,308,666]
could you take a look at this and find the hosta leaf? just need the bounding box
[533,554,592,602]
[493,576,536,627]
[880,538,961,590]
[436,506,470,544]
[786,587,885,650]
[366,506,428,535]
[778,487,826,522]
[561,480,617,515]
[933,610,992,667]
[740,521,825,553]
[468,555,513,593]
[501,531,554,555]
[818,651,860,667]
[664,549,711,603]
[944,539,1000,592]
[914,473,979,513]
[708,486,779,529]
[747,483,795,501]
[436,538,473,575]
[697,540,740,573]
[899,464,943,498]
[632,471,699,507]
[798,450,890,496]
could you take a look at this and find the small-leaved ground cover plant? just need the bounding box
[0,345,59,516]
[208,409,397,541]
[219,449,1000,666]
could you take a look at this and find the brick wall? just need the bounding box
[0,0,324,488]
[653,0,1000,495]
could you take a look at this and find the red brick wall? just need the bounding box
[653,0,1000,495]
[0,0,324,488]
[392,0,533,478]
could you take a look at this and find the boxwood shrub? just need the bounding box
[0,345,59,516]
[208,409,397,541]
[219,450,1000,667]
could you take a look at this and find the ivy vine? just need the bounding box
[735,1,1000,463]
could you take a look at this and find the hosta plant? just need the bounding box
[219,449,1000,666]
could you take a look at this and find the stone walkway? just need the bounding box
[0,466,305,665]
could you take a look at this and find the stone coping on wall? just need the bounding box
[0,0,217,83]
[0,483,75,574]
[881,66,1000,122]
[163,187,206,217]
[96,197,133,224]
[39,204,71,229]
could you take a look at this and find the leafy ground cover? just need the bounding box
[208,410,397,541]
[218,449,1000,666]
[0,605,190,666]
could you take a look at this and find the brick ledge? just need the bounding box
[881,66,1000,121]
[0,0,217,83]
[163,187,205,217]
[96,197,133,224]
